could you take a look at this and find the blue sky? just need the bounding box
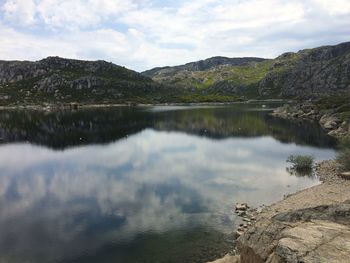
[0,0,350,72]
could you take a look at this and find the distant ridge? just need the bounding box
[0,41,349,105]
[142,41,350,99]
[142,56,267,77]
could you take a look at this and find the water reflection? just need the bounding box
[0,104,335,149]
[0,104,336,263]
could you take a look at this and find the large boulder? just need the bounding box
[237,200,350,263]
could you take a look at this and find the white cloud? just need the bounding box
[2,0,36,25]
[37,0,136,29]
[314,0,350,15]
[0,0,349,71]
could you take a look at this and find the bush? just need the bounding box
[287,155,314,175]
[337,136,350,171]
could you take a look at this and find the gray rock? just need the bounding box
[237,200,350,263]
[258,42,350,98]
[235,203,249,211]
[324,120,338,129]
[339,172,350,180]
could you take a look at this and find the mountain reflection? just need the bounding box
[0,104,335,150]
[0,104,337,263]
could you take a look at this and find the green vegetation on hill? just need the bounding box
[144,41,350,101]
[0,41,349,105]
[0,57,182,106]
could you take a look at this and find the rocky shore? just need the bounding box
[271,102,350,138]
[209,160,350,263]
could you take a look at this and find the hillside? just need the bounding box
[0,42,349,106]
[143,41,350,100]
[0,56,178,106]
[259,41,350,98]
[142,57,267,78]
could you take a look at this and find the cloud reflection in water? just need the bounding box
[0,129,335,262]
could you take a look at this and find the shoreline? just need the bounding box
[271,101,350,138]
[209,159,350,263]
[0,99,287,111]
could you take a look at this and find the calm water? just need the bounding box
[0,103,336,263]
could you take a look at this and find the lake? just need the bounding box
[0,103,336,263]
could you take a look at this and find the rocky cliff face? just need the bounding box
[259,42,350,98]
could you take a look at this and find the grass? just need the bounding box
[287,154,314,176]
[179,94,239,103]
[337,136,350,171]
[152,60,274,98]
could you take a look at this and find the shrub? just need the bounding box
[337,136,350,171]
[287,155,314,175]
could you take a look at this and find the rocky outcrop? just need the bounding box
[271,102,350,138]
[259,42,350,98]
[237,201,350,263]
[212,160,350,263]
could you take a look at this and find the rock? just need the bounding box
[258,42,350,98]
[324,120,338,129]
[235,203,249,211]
[273,220,350,263]
[237,200,350,263]
[207,254,240,263]
[236,211,246,217]
[234,230,245,239]
[339,172,350,180]
[328,126,349,137]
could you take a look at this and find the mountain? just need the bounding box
[143,41,350,100]
[142,57,270,99]
[0,41,349,106]
[142,57,267,78]
[0,56,177,105]
[259,41,350,98]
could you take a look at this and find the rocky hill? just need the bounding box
[143,41,350,100]
[142,57,270,98]
[259,41,350,98]
[1,41,349,106]
[0,56,177,105]
[142,57,267,78]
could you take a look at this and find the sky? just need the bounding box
[0,0,350,72]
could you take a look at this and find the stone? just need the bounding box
[234,230,244,239]
[236,210,247,217]
[324,120,338,129]
[237,200,350,263]
[207,254,240,263]
[235,203,249,211]
[339,172,350,180]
